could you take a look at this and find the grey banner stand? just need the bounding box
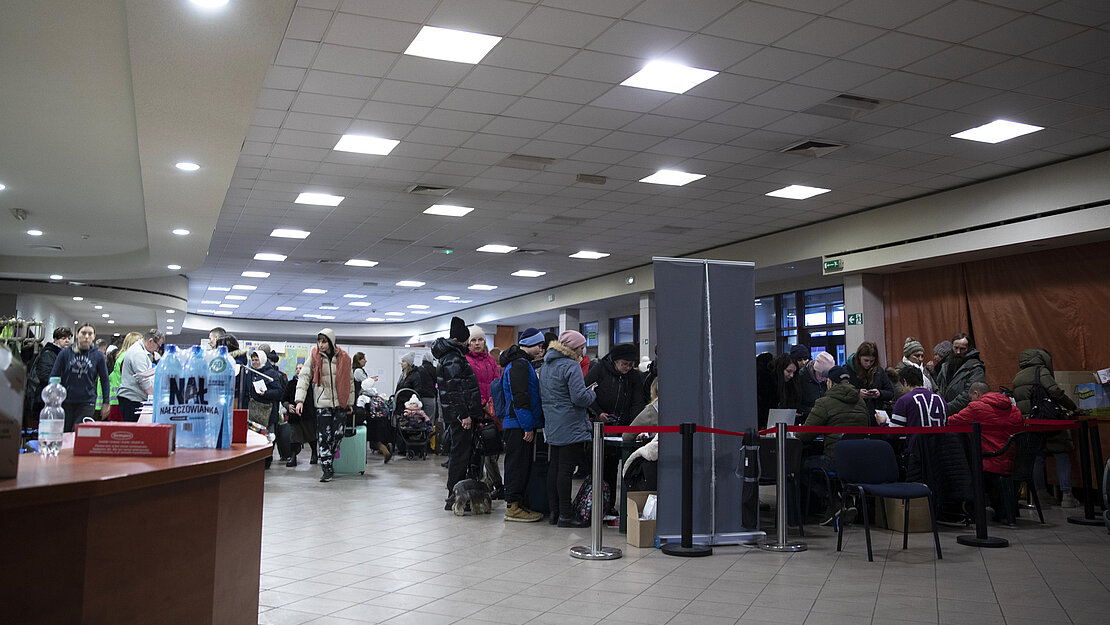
[759,423,807,553]
[570,421,622,561]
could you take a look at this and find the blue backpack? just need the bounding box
[490,365,511,422]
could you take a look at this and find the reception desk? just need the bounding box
[0,443,271,625]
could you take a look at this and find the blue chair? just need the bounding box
[834,439,942,562]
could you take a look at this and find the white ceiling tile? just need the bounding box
[710,104,793,129]
[663,34,761,72]
[516,140,584,159]
[449,147,513,165]
[323,15,421,53]
[424,109,496,131]
[704,2,816,45]
[302,70,379,99]
[287,7,335,42]
[791,59,889,92]
[501,97,581,122]
[728,47,828,81]
[858,102,945,129]
[257,89,296,111]
[246,125,280,143]
[312,44,398,77]
[685,72,777,102]
[620,114,699,137]
[509,6,616,47]
[459,66,545,97]
[438,89,518,114]
[357,100,431,124]
[404,126,474,147]
[563,106,642,130]
[961,57,1066,89]
[855,71,947,101]
[746,83,840,112]
[526,76,611,105]
[339,0,438,22]
[590,86,674,114]
[276,128,339,149]
[264,66,308,90]
[1026,29,1110,67]
[646,138,716,158]
[585,20,692,59]
[624,0,739,32]
[1034,2,1110,28]
[316,162,372,178]
[303,0,340,12]
[427,0,535,36]
[482,38,579,73]
[965,14,1087,56]
[761,112,845,136]
[775,17,887,57]
[902,0,1022,43]
[373,80,452,106]
[904,81,1000,110]
[902,46,1010,81]
[650,95,734,121]
[841,32,952,69]
[291,92,366,117]
[554,50,644,84]
[1017,69,1110,101]
[675,122,749,144]
[283,111,352,134]
[829,0,949,29]
[386,57,471,87]
[241,141,272,157]
[537,124,611,145]
[276,39,321,68]
[573,146,638,165]
[480,117,556,138]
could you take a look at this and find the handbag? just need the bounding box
[474,420,504,456]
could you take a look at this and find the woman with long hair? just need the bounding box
[847,341,894,425]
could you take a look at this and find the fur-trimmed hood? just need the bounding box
[545,340,581,362]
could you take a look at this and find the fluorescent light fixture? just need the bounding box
[166,309,175,314]
[424,204,474,217]
[197,309,216,314]
[295,192,344,206]
[343,293,366,298]
[241,271,269,278]
[108,320,115,324]
[407,304,430,309]
[345,259,379,267]
[303,288,327,294]
[172,228,190,236]
[232,284,257,291]
[434,295,459,301]
[569,251,610,260]
[276,306,296,311]
[190,0,229,8]
[219,303,239,309]
[639,169,705,186]
[73,296,83,301]
[366,317,385,322]
[404,25,501,64]
[621,60,718,94]
[166,326,173,330]
[348,301,372,307]
[207,286,230,291]
[319,306,339,310]
[94,305,104,310]
[385,312,405,316]
[477,244,517,254]
[317,315,335,320]
[175,162,200,172]
[951,119,1043,144]
[101,313,110,318]
[27,229,43,236]
[253,252,287,262]
[512,270,546,277]
[213,310,233,316]
[411,311,431,315]
[49,274,63,280]
[167,319,175,324]
[334,134,399,155]
[270,228,310,239]
[468,284,498,290]
[167,264,182,271]
[225,295,248,301]
[766,184,831,200]
[396,280,425,287]
[200,300,220,305]
[449,299,472,304]
[0,183,6,190]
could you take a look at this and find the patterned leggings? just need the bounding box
[316,408,346,470]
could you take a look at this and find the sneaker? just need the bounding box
[505,502,544,523]
[286,455,298,467]
[444,497,455,511]
[319,467,334,483]
[1059,492,1078,508]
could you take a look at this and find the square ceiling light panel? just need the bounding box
[435,295,458,301]
[951,119,1043,144]
[424,204,474,217]
[468,284,498,290]
[345,259,379,267]
[404,26,502,64]
[621,60,719,94]
[477,244,517,253]
[766,185,831,200]
[396,280,425,287]
[334,134,400,155]
[253,252,287,262]
[271,228,310,239]
[639,170,705,186]
[295,192,344,206]
[511,270,546,277]
[570,251,610,259]
[241,271,269,278]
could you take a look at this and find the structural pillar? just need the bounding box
[843,273,886,360]
[639,293,656,361]
[559,308,579,334]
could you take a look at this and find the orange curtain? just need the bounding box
[883,264,969,370]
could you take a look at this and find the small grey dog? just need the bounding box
[452,479,492,516]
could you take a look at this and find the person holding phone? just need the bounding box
[846,341,894,426]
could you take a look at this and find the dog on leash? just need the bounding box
[452,479,492,516]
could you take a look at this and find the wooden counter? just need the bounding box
[0,443,271,625]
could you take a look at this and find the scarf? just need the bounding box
[311,345,352,408]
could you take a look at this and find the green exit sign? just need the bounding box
[824,258,842,272]
[846,313,863,326]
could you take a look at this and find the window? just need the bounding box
[610,315,638,345]
[579,322,598,348]
[759,286,846,362]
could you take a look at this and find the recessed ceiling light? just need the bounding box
[317,315,335,320]
[231,284,257,291]
[302,313,321,318]
[570,251,610,260]
[334,134,400,155]
[94,305,103,310]
[270,228,310,239]
[241,271,270,278]
[396,280,425,287]
[951,119,1043,143]
[424,204,474,217]
[167,319,175,324]
[407,304,430,309]
[175,161,200,172]
[73,296,83,301]
[348,302,372,307]
[190,0,229,8]
[27,229,43,236]
[621,60,719,94]
[213,310,233,316]
[295,192,344,206]
[319,306,339,310]
[101,313,110,318]
[197,309,216,314]
[303,288,327,294]
[113,333,120,337]
[765,185,831,200]
[49,274,63,280]
[201,300,220,305]
[276,306,296,311]
[345,259,379,267]
[404,25,502,64]
[107,320,116,324]
[219,303,239,309]
[639,170,706,186]
[449,299,473,304]
[166,309,175,314]
[172,228,190,236]
[253,252,287,262]
[477,244,517,254]
[0,183,6,191]
[468,284,498,290]
[207,286,230,291]
[366,317,385,322]
[434,295,459,301]
[167,264,182,271]
[225,295,248,301]
[385,312,405,316]
[343,294,366,298]
[512,270,546,277]
[166,326,173,330]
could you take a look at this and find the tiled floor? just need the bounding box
[258,456,1110,625]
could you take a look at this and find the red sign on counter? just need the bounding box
[74,422,176,457]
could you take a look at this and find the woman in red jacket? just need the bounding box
[466,325,504,499]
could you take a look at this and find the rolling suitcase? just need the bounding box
[334,411,367,475]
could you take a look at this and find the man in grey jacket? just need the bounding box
[117,330,164,422]
[940,333,987,416]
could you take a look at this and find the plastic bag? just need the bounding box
[641,494,657,521]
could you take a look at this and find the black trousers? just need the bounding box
[446,420,475,496]
[62,402,95,432]
[117,396,142,422]
[503,428,533,506]
[548,442,587,520]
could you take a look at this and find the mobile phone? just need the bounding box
[588,382,598,390]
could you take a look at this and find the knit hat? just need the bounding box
[405,395,422,409]
[903,337,925,358]
[558,330,586,350]
[827,366,851,383]
[812,351,835,381]
[518,327,544,346]
[449,317,469,342]
[468,325,486,342]
[789,343,810,362]
[258,343,271,354]
[609,343,638,363]
[401,352,415,366]
[933,340,953,360]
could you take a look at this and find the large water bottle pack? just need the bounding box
[152,345,236,449]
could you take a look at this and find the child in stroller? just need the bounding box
[396,393,432,460]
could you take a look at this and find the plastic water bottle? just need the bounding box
[182,345,211,448]
[207,346,236,449]
[39,376,66,457]
[153,344,182,432]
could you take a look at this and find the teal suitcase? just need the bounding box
[334,424,367,475]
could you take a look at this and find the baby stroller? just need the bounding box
[391,388,431,460]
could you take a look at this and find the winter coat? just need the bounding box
[432,338,483,424]
[796,362,826,423]
[584,353,645,425]
[117,340,155,403]
[416,360,438,398]
[51,344,110,405]
[846,353,894,422]
[538,341,596,446]
[283,372,314,425]
[939,349,986,416]
[893,357,935,396]
[755,355,777,429]
[948,392,1024,475]
[905,431,973,505]
[248,361,285,425]
[396,365,422,395]
[466,349,500,405]
[30,342,61,393]
[795,382,869,457]
[623,402,658,443]
[295,329,355,410]
[1012,348,1077,454]
[498,345,544,432]
[228,348,250,410]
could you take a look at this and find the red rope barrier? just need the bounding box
[610,419,1083,438]
[603,425,681,434]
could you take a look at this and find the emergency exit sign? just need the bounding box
[824,259,842,272]
[847,313,863,326]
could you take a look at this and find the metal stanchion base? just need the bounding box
[956,535,1009,548]
[758,541,807,553]
[661,543,713,557]
[1066,515,1104,526]
[570,546,623,560]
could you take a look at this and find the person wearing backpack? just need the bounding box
[496,328,546,522]
[1013,348,1079,507]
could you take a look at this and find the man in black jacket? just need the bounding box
[24,327,73,427]
[433,316,484,510]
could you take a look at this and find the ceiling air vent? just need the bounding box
[380,237,416,245]
[362,281,378,286]
[802,94,883,121]
[432,266,461,272]
[316,259,345,265]
[576,173,607,185]
[653,225,693,235]
[406,184,454,197]
[544,215,586,226]
[779,140,846,158]
[29,244,65,253]
[514,249,547,255]
[497,154,556,171]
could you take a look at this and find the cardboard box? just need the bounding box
[1054,371,1097,404]
[876,497,932,533]
[74,422,176,457]
[627,491,657,548]
[1076,383,1110,416]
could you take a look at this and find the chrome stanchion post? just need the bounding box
[571,421,622,560]
[760,422,806,552]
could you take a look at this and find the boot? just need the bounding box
[309,442,319,465]
[287,443,300,467]
[505,502,543,523]
[378,443,392,464]
[1059,491,1078,508]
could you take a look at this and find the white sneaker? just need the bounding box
[1059,492,1078,508]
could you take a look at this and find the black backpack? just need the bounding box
[1029,366,1063,420]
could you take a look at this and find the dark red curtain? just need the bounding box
[883,264,969,372]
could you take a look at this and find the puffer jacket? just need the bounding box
[396,365,422,395]
[466,349,500,405]
[432,338,482,424]
[795,362,826,423]
[795,382,869,457]
[948,392,1024,475]
[584,353,645,425]
[248,358,285,425]
[1012,348,1077,454]
[295,329,355,409]
[940,349,986,415]
[417,360,438,398]
[538,341,596,446]
[498,345,543,432]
